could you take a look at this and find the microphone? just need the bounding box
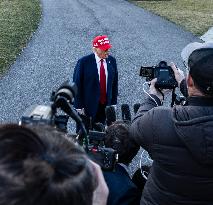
[133,103,141,114]
[105,106,116,126]
[51,82,78,104]
[121,104,131,123]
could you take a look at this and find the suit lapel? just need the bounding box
[106,58,112,94]
[90,53,99,82]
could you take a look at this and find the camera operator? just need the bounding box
[103,121,141,205]
[130,41,213,205]
[0,124,108,205]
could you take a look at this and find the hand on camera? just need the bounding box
[149,78,172,102]
[170,62,185,87]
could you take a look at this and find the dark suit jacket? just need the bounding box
[104,164,141,205]
[73,53,118,117]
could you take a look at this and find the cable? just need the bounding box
[140,150,149,180]
[142,82,159,107]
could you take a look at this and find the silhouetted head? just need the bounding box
[181,41,213,96]
[0,124,97,205]
[105,121,139,165]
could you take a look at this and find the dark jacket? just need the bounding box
[73,53,118,117]
[130,95,213,205]
[104,164,141,205]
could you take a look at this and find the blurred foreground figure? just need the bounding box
[0,124,108,205]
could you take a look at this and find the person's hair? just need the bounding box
[0,124,97,205]
[188,50,213,96]
[105,121,139,164]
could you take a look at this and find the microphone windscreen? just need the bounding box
[133,103,141,114]
[52,82,78,104]
[121,104,131,123]
[105,106,116,126]
[57,82,78,98]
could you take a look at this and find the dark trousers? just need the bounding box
[94,103,106,124]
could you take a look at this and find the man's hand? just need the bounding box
[91,161,109,205]
[170,62,185,87]
[149,78,172,102]
[149,78,164,101]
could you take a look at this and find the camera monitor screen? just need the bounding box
[140,67,153,77]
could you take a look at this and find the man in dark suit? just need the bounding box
[73,35,118,128]
[104,121,142,205]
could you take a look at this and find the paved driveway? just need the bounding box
[0,0,199,123]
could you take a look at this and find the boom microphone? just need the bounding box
[121,104,131,123]
[133,103,141,114]
[105,106,116,126]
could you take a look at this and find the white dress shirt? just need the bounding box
[94,52,108,91]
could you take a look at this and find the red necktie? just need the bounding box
[100,59,106,104]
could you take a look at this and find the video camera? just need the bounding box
[77,104,133,169]
[139,61,178,89]
[87,130,118,170]
[20,83,78,132]
[20,82,117,171]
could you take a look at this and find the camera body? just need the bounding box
[140,61,178,89]
[20,82,77,131]
[20,105,69,132]
[87,130,118,171]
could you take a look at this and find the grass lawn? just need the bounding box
[0,0,41,75]
[130,0,213,36]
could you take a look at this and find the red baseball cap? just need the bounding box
[93,35,112,50]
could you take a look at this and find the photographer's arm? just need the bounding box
[170,63,188,97]
[130,105,157,152]
[133,78,163,121]
[130,79,165,150]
